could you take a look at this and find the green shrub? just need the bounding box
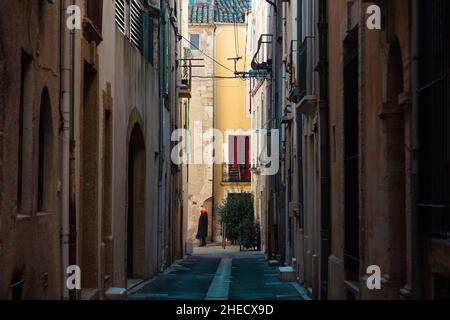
[218,193,258,248]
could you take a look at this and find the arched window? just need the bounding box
[37,88,54,212]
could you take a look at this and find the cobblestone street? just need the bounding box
[127,245,309,300]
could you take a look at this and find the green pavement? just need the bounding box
[127,245,309,300]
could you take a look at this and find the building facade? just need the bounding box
[0,0,63,299]
[0,0,187,300]
[187,0,251,244]
[250,0,450,300]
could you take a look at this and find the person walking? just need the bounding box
[196,206,208,247]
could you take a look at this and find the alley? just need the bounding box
[1,0,449,302]
[127,246,309,300]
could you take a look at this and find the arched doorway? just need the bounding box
[127,123,146,280]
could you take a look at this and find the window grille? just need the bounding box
[418,0,450,240]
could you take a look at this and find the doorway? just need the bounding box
[127,124,146,282]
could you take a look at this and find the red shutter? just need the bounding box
[245,136,250,181]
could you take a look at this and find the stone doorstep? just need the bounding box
[278,266,296,283]
[105,287,127,300]
[185,241,194,255]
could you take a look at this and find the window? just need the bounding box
[37,88,54,212]
[87,0,103,32]
[115,0,127,35]
[419,0,450,239]
[143,13,154,64]
[115,0,153,63]
[130,0,144,52]
[296,112,304,230]
[189,34,200,50]
[343,42,360,276]
[18,52,32,212]
[224,136,251,183]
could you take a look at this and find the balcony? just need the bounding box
[289,38,309,103]
[178,59,192,99]
[222,164,251,183]
[251,34,273,71]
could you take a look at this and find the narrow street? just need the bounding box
[128,246,309,300]
[1,0,449,303]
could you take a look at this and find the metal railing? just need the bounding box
[287,40,298,102]
[251,34,273,71]
[222,164,251,183]
[178,59,192,98]
[297,38,307,100]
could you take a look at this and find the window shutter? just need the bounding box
[143,13,153,64]
[130,0,144,52]
[87,0,103,32]
[115,0,126,35]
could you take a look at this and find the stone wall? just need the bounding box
[328,0,412,300]
[0,0,62,299]
[187,25,215,242]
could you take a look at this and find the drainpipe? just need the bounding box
[284,169,290,264]
[69,0,77,299]
[158,3,166,272]
[318,0,330,300]
[411,0,423,300]
[60,0,71,300]
[60,0,76,300]
[212,22,217,243]
[174,10,180,261]
[281,2,290,266]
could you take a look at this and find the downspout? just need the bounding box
[318,0,330,300]
[158,3,166,272]
[212,22,217,243]
[60,0,72,300]
[68,0,77,299]
[174,9,180,261]
[411,0,423,300]
[281,2,290,265]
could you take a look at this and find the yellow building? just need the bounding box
[187,0,252,243]
[214,23,252,241]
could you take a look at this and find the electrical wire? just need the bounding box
[192,75,247,79]
[178,33,235,74]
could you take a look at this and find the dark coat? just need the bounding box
[196,212,208,239]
